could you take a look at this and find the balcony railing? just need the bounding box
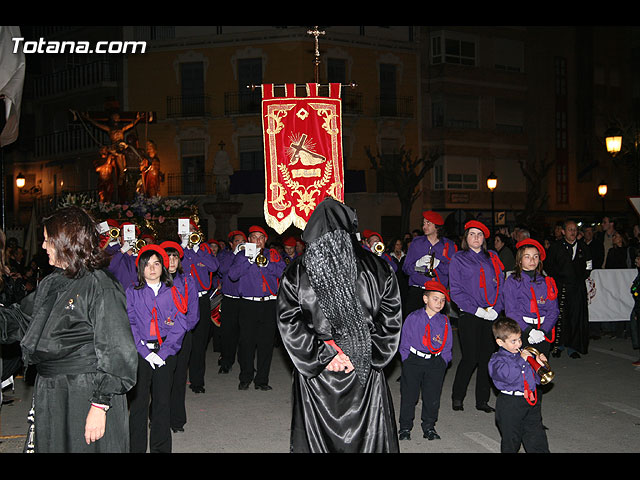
[224,91,261,115]
[166,95,212,118]
[33,60,120,98]
[167,173,215,196]
[35,125,106,158]
[377,95,414,117]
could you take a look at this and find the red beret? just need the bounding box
[136,244,170,269]
[106,218,120,228]
[283,236,297,247]
[464,220,489,238]
[422,211,444,226]
[228,230,247,241]
[515,238,546,261]
[363,229,383,243]
[248,225,267,237]
[423,280,450,301]
[160,240,184,259]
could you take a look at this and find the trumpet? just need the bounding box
[372,241,385,256]
[522,346,555,385]
[131,238,147,254]
[108,227,121,239]
[188,231,205,248]
[255,249,269,267]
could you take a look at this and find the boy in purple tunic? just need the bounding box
[489,317,550,453]
[398,281,453,441]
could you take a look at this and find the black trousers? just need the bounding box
[495,393,549,453]
[237,298,276,386]
[189,295,213,388]
[170,330,192,429]
[219,296,242,370]
[129,353,177,453]
[399,352,447,432]
[452,311,496,406]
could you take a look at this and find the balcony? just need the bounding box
[167,173,214,196]
[224,91,261,116]
[166,95,212,118]
[33,60,120,98]
[35,125,106,158]
[377,95,413,117]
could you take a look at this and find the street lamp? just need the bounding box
[598,180,608,213]
[604,127,623,157]
[487,172,497,238]
[16,173,25,189]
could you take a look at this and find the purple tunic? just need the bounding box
[183,246,220,293]
[217,249,242,297]
[228,248,286,298]
[172,271,200,330]
[489,347,540,393]
[403,235,457,288]
[504,273,559,335]
[126,283,188,361]
[449,248,505,314]
[399,308,452,365]
[107,245,138,291]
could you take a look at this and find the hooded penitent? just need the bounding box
[302,197,371,386]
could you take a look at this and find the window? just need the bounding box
[180,139,205,195]
[431,94,479,129]
[494,38,524,72]
[431,31,476,66]
[238,58,262,113]
[327,58,347,84]
[239,136,263,171]
[434,156,479,190]
[180,61,205,116]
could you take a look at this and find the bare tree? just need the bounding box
[365,145,441,233]
[517,152,554,227]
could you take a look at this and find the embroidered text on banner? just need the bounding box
[261,83,345,233]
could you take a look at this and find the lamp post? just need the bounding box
[487,172,498,238]
[16,172,25,189]
[598,181,608,213]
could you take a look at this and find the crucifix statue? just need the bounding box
[307,26,325,84]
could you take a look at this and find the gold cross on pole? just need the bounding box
[307,26,325,83]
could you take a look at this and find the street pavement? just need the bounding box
[1,327,639,453]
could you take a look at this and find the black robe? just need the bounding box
[545,239,592,354]
[276,198,402,453]
[0,268,138,452]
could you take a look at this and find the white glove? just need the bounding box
[528,329,546,344]
[475,306,498,321]
[121,242,132,253]
[416,254,431,268]
[192,243,199,253]
[145,352,165,369]
[180,234,189,248]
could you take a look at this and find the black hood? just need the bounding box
[301,197,358,244]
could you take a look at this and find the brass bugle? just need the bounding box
[372,241,385,255]
[109,227,121,239]
[523,346,555,385]
[188,231,204,247]
[132,238,147,254]
[255,249,269,267]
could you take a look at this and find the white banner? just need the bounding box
[586,269,636,322]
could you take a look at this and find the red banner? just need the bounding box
[261,83,344,233]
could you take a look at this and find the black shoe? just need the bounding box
[452,400,464,411]
[218,365,230,374]
[190,385,205,394]
[398,430,411,441]
[254,384,272,391]
[423,428,441,440]
[171,427,184,433]
[238,381,251,390]
[476,404,495,413]
[569,351,581,359]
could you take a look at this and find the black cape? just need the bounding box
[0,268,138,452]
[276,198,402,453]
